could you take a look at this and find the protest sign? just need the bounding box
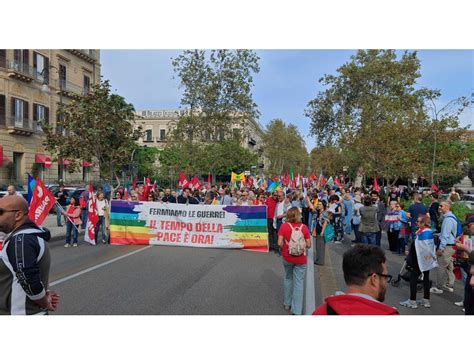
[110,201,268,252]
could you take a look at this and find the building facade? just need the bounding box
[0,49,101,186]
[135,108,268,171]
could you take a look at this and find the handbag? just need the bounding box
[323,223,335,243]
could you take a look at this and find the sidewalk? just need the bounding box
[42,212,84,243]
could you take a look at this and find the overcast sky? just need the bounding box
[101,49,474,151]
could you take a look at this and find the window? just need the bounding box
[83,166,90,182]
[11,97,28,128]
[33,52,48,82]
[59,64,66,88]
[0,95,5,125]
[0,50,6,68]
[145,129,153,142]
[13,50,29,72]
[13,152,23,181]
[33,103,49,131]
[219,129,225,141]
[160,129,166,141]
[83,75,90,93]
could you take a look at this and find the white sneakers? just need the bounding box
[334,241,342,244]
[416,299,431,308]
[64,243,70,248]
[400,299,431,309]
[430,287,444,294]
[399,299,418,309]
[442,285,454,293]
[454,301,464,307]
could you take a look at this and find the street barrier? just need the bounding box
[110,201,269,252]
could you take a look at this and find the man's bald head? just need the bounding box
[0,195,29,234]
[0,195,28,213]
[6,185,16,195]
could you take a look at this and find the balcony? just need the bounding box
[65,49,97,63]
[55,79,89,100]
[6,60,35,82]
[5,116,35,136]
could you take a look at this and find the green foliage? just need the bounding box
[135,147,159,178]
[263,119,309,175]
[41,79,142,183]
[171,49,260,142]
[305,50,472,184]
[157,140,258,181]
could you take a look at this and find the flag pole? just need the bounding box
[55,202,80,233]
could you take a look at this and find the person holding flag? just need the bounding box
[63,196,82,248]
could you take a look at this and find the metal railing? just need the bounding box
[7,60,35,78]
[55,79,89,96]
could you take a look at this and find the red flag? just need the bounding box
[132,177,137,191]
[373,176,379,192]
[28,177,56,225]
[84,182,99,245]
[334,177,341,187]
[207,173,211,189]
[431,184,439,192]
[179,172,189,189]
[143,177,151,200]
[189,176,201,191]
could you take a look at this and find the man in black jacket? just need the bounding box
[456,215,474,315]
[177,188,199,204]
[0,195,60,315]
[161,188,176,203]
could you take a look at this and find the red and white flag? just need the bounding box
[28,177,56,226]
[179,172,189,189]
[84,182,99,245]
[190,176,201,191]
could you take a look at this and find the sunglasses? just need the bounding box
[368,272,393,283]
[0,208,21,216]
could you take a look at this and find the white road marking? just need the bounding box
[49,246,152,287]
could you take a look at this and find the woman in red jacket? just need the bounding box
[63,196,82,247]
[277,207,311,315]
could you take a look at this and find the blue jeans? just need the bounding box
[95,216,106,243]
[283,260,306,315]
[81,208,88,229]
[66,221,79,244]
[362,232,377,245]
[56,204,66,226]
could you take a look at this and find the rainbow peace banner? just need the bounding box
[110,201,269,252]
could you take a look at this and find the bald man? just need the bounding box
[0,195,60,315]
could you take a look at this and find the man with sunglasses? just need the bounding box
[0,195,60,315]
[313,244,398,315]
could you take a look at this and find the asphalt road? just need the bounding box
[48,232,465,315]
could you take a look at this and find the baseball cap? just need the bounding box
[464,215,474,226]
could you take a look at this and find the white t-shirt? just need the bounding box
[96,199,108,217]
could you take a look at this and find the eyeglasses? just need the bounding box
[368,272,392,283]
[0,208,21,216]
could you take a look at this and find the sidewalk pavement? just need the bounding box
[42,212,84,243]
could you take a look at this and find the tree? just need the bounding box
[263,119,309,175]
[305,50,471,185]
[171,49,260,141]
[42,79,142,188]
[135,146,160,178]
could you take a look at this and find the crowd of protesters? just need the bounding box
[48,177,473,316]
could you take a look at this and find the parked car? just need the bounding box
[47,186,86,213]
[460,194,474,209]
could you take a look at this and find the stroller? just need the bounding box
[391,259,432,292]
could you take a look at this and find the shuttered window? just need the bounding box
[33,52,49,82]
[0,95,5,125]
[0,50,6,68]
